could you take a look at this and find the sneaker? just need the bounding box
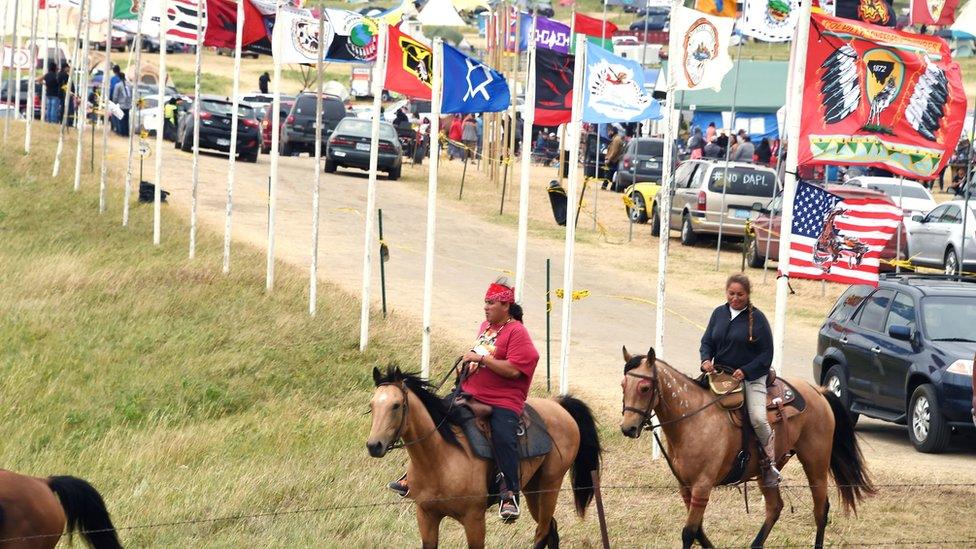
[498,497,520,522]
[387,474,409,498]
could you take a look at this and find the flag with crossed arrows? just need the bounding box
[440,43,510,114]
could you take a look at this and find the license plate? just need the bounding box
[733,209,752,219]
[646,161,658,168]
[356,143,370,151]
[334,151,346,157]
[216,138,230,146]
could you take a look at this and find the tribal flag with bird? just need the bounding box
[799,13,966,179]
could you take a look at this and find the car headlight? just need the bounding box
[946,359,974,376]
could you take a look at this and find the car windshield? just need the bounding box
[707,167,778,197]
[864,182,931,200]
[921,296,976,341]
[202,100,255,119]
[294,95,347,118]
[336,118,397,140]
[636,139,664,157]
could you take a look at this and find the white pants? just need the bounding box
[744,375,772,446]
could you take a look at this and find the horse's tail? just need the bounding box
[557,395,603,518]
[824,390,877,514]
[47,476,123,549]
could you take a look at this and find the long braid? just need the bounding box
[748,302,755,343]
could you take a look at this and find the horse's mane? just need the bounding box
[374,366,463,448]
[623,354,697,383]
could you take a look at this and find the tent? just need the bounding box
[418,0,467,26]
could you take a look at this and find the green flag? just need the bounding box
[114,0,140,20]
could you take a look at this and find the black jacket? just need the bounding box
[699,304,773,381]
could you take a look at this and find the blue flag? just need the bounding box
[440,44,511,114]
[581,42,662,124]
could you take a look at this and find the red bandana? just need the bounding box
[485,283,515,303]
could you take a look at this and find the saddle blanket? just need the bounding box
[454,403,552,461]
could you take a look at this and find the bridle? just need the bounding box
[621,361,662,434]
[375,380,456,454]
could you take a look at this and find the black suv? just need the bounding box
[814,274,976,453]
[280,93,347,156]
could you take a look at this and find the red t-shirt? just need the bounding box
[461,320,539,414]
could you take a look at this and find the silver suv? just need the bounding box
[664,160,779,245]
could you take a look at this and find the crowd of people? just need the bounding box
[686,122,774,165]
[37,61,133,137]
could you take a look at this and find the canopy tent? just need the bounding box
[659,60,788,113]
[418,0,467,26]
[690,111,780,142]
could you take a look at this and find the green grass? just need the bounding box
[167,67,234,97]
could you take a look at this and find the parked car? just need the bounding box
[612,137,664,191]
[747,185,908,270]
[663,160,779,245]
[843,176,937,220]
[907,200,976,275]
[174,96,260,162]
[280,93,348,156]
[93,30,132,52]
[217,47,259,59]
[814,274,976,452]
[0,78,40,119]
[325,118,402,180]
[260,100,294,154]
[629,8,670,31]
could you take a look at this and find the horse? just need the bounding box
[0,470,122,548]
[619,347,876,549]
[366,366,602,549]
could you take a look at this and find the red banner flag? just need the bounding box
[572,13,618,37]
[799,13,967,180]
[242,0,271,46]
[534,47,574,126]
[909,0,960,25]
[204,0,237,48]
[385,25,432,100]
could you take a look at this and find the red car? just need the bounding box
[261,100,293,154]
[746,184,908,271]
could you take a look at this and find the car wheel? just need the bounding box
[650,202,661,236]
[680,214,697,246]
[242,151,258,163]
[944,247,959,275]
[824,365,859,426]
[388,166,401,180]
[180,131,192,152]
[281,142,293,157]
[746,236,765,269]
[324,159,337,173]
[627,192,647,224]
[908,384,950,453]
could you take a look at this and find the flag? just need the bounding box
[582,42,662,123]
[528,14,571,53]
[668,6,734,92]
[799,13,967,179]
[786,181,902,286]
[835,0,896,26]
[740,0,801,42]
[812,0,837,14]
[113,0,140,19]
[325,8,378,63]
[272,6,334,63]
[204,0,238,47]
[910,0,960,24]
[504,6,525,52]
[142,0,207,44]
[386,25,432,99]
[242,0,271,46]
[694,0,737,17]
[572,12,617,52]
[440,43,510,114]
[534,47,574,125]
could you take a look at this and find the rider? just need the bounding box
[699,274,779,487]
[388,277,539,522]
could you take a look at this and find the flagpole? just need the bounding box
[309,8,326,316]
[357,22,389,339]
[558,34,587,395]
[958,105,975,279]
[73,0,94,193]
[266,2,283,291]
[25,0,39,153]
[771,0,813,373]
[713,40,743,270]
[153,0,168,245]
[4,0,20,143]
[420,37,443,378]
[97,0,115,213]
[514,18,537,304]
[222,0,245,274]
[53,0,85,178]
[123,0,144,227]
[185,0,203,258]
[0,1,8,145]
[41,7,52,126]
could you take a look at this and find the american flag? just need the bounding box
[787,181,902,286]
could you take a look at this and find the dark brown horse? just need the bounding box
[620,347,876,549]
[0,470,121,548]
[366,366,602,548]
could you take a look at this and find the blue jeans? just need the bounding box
[45,97,62,123]
[490,407,520,497]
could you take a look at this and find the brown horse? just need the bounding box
[366,366,602,548]
[619,347,876,549]
[0,471,121,548]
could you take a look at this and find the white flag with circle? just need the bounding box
[741,0,801,42]
[667,6,734,92]
[272,6,336,64]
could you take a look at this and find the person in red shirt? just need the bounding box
[388,277,539,522]
[448,115,464,160]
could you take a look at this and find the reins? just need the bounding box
[622,367,729,432]
[382,356,468,453]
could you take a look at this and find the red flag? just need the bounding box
[572,13,617,37]
[909,0,959,24]
[534,47,573,126]
[242,0,270,46]
[385,25,432,100]
[204,0,237,48]
[799,13,966,180]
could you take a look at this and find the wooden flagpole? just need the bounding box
[514,17,536,304]
[123,0,145,227]
[358,23,389,341]
[310,6,327,316]
[98,0,115,213]
[222,0,246,273]
[0,1,8,144]
[73,0,94,193]
[188,0,203,258]
[40,5,52,124]
[153,0,169,245]
[420,37,444,378]
[25,0,39,153]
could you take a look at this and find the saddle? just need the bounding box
[451,396,553,461]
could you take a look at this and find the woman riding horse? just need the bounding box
[700,274,780,487]
[389,277,539,522]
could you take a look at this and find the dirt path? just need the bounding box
[106,134,975,477]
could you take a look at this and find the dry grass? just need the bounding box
[1,124,975,547]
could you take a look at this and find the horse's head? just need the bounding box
[620,345,660,439]
[366,366,409,458]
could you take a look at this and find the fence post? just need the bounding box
[378,208,388,318]
[591,470,610,549]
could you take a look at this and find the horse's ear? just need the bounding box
[646,347,656,365]
[372,366,382,386]
[393,365,403,380]
[622,346,632,362]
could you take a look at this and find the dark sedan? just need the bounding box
[813,274,976,453]
[611,137,664,191]
[325,118,402,180]
[629,9,670,31]
[175,96,260,162]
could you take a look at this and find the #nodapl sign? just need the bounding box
[799,14,966,179]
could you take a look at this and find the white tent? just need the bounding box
[418,0,467,27]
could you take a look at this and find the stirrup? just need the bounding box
[387,474,409,498]
[761,462,782,488]
[498,497,520,523]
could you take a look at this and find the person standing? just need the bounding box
[603,126,624,190]
[755,137,772,165]
[732,135,755,162]
[461,114,478,160]
[42,62,62,123]
[258,71,270,94]
[58,63,73,125]
[448,114,463,160]
[111,73,133,136]
[108,65,122,132]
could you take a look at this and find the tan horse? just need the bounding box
[0,471,121,548]
[366,366,602,549]
[619,347,876,549]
